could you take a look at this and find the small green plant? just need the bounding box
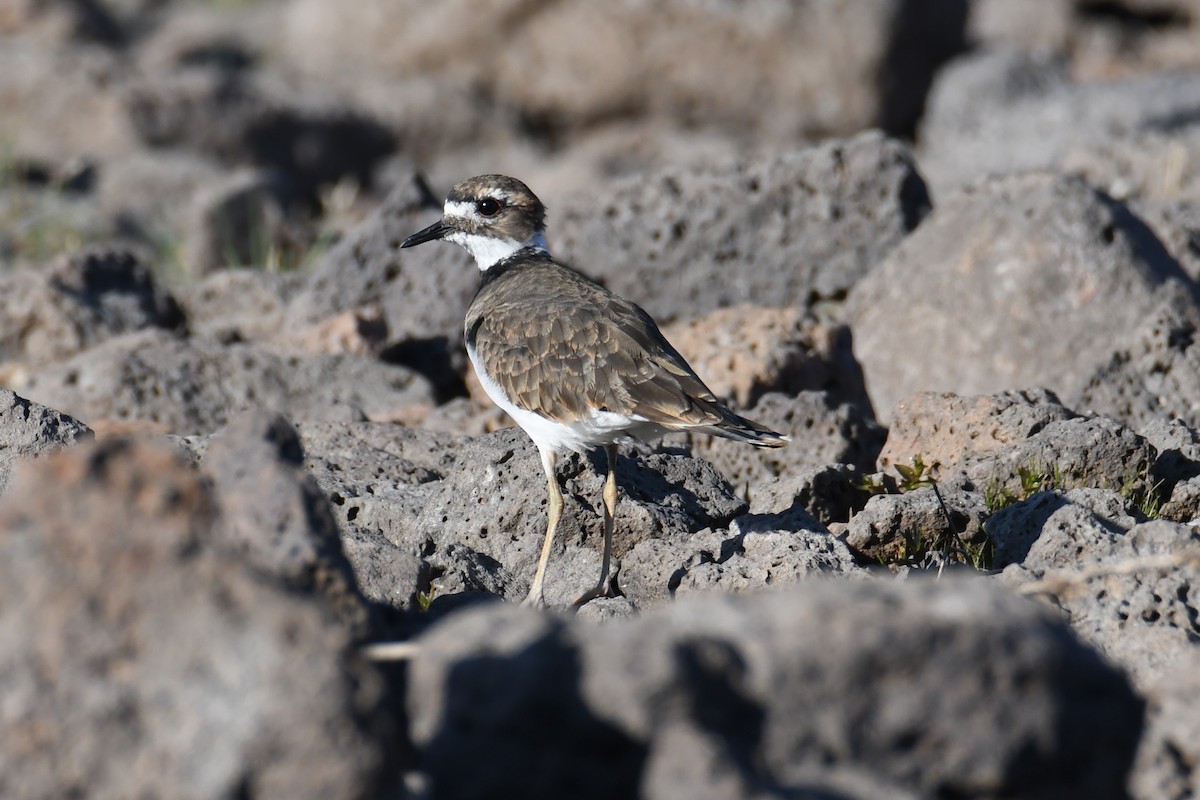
[984,459,1065,513]
[416,588,435,612]
[857,454,938,496]
[1120,472,1166,520]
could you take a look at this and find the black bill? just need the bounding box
[400,219,449,248]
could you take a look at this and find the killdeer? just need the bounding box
[401,174,787,607]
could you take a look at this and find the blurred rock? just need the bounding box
[0,41,135,162]
[0,247,185,370]
[408,580,1143,800]
[285,175,476,349]
[1131,650,1200,800]
[19,329,437,434]
[0,438,394,800]
[846,172,1196,418]
[174,267,301,344]
[181,167,292,274]
[0,388,91,491]
[920,50,1200,194]
[278,0,966,142]
[124,69,395,211]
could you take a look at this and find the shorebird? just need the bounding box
[401,174,787,606]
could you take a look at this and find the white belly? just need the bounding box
[467,343,666,454]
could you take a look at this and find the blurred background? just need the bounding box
[3,0,1200,280]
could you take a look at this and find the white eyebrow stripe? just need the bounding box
[444,200,476,218]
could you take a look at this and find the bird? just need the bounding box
[401,174,787,607]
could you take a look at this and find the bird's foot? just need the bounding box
[572,581,616,607]
[521,588,546,609]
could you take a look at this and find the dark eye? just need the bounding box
[476,198,502,217]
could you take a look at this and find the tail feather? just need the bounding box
[695,413,789,449]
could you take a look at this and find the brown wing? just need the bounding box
[467,263,728,429]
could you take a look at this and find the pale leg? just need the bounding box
[523,446,561,608]
[575,443,618,605]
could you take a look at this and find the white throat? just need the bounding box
[447,230,549,271]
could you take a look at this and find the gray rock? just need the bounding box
[181,167,293,275]
[684,391,886,490]
[749,463,870,528]
[201,411,377,635]
[1131,650,1200,800]
[19,329,437,434]
[846,172,1195,418]
[300,422,746,608]
[1001,512,1199,689]
[919,50,1200,192]
[124,69,395,210]
[410,429,748,607]
[1073,283,1200,430]
[675,514,862,598]
[976,416,1158,501]
[0,438,393,800]
[554,132,931,322]
[0,388,92,491]
[407,580,1143,800]
[845,485,989,566]
[278,0,965,144]
[0,246,184,368]
[175,267,303,344]
[987,488,1141,569]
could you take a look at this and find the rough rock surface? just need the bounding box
[847,173,1196,418]
[200,411,378,635]
[19,329,437,434]
[554,132,932,321]
[0,388,92,491]
[1002,513,1200,689]
[684,391,886,489]
[0,438,394,800]
[408,580,1143,800]
[662,305,872,413]
[1074,284,1200,430]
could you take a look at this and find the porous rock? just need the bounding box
[662,305,872,411]
[554,132,932,322]
[1073,284,1200,430]
[846,173,1195,418]
[685,391,886,490]
[19,329,437,434]
[301,423,746,608]
[201,411,378,635]
[407,579,1143,800]
[1001,509,1199,690]
[0,438,393,800]
[0,388,92,491]
[844,484,989,565]
[0,246,184,369]
[878,389,1077,474]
